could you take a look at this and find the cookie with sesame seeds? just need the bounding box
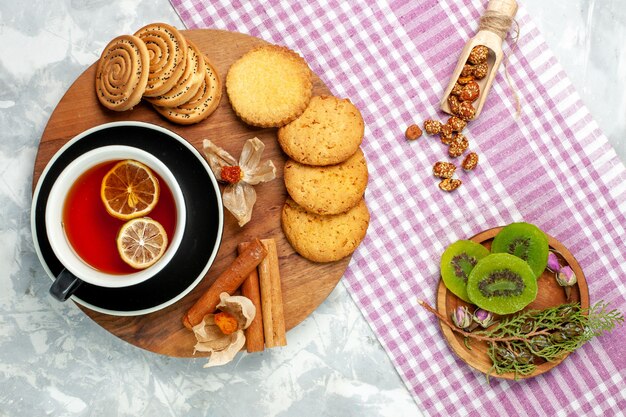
[152,56,222,124]
[134,23,188,97]
[95,35,149,111]
[145,38,206,107]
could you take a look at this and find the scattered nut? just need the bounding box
[450,83,463,96]
[460,81,480,102]
[447,95,461,115]
[440,124,454,145]
[448,134,469,157]
[460,64,474,77]
[468,45,489,65]
[433,161,456,179]
[462,152,479,170]
[428,45,490,193]
[405,124,422,140]
[473,62,488,80]
[423,119,442,135]
[457,101,476,120]
[439,178,462,192]
[446,116,467,132]
[457,76,474,85]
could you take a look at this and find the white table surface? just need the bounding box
[0,1,623,416]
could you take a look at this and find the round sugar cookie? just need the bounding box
[284,148,368,215]
[278,95,364,166]
[95,35,149,111]
[134,22,188,97]
[281,198,370,263]
[226,45,312,127]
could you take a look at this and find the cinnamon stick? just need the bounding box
[259,239,287,347]
[183,238,267,329]
[238,242,265,353]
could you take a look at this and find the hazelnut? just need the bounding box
[433,162,456,179]
[423,119,443,135]
[439,178,462,192]
[462,152,479,170]
[473,62,488,80]
[457,100,476,120]
[448,134,469,158]
[468,45,489,65]
[461,64,474,77]
[446,116,467,132]
[460,81,480,102]
[447,95,461,115]
[405,124,423,140]
[440,124,454,145]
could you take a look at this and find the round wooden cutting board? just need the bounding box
[32,29,352,357]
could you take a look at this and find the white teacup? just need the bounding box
[45,145,186,300]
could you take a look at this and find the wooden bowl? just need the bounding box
[436,226,590,380]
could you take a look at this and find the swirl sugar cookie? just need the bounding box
[226,45,312,127]
[153,56,222,125]
[145,39,205,107]
[95,35,149,111]
[278,95,364,166]
[134,23,188,97]
[281,198,370,263]
[284,148,368,215]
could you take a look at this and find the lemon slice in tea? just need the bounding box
[116,218,168,269]
[101,160,160,220]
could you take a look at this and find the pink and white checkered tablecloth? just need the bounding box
[170,0,626,415]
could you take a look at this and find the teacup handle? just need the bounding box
[49,269,83,301]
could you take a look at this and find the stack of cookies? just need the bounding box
[278,96,370,263]
[95,23,221,125]
[225,45,370,263]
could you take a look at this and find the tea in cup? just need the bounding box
[45,146,186,300]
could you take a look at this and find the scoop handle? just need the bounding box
[486,0,518,19]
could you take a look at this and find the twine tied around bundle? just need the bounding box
[479,10,522,118]
[479,10,514,40]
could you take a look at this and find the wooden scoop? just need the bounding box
[440,0,518,119]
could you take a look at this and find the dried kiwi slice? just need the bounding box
[440,240,490,303]
[467,253,538,315]
[490,222,549,278]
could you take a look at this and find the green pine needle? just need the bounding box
[477,302,623,379]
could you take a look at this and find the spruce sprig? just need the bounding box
[419,301,624,380]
